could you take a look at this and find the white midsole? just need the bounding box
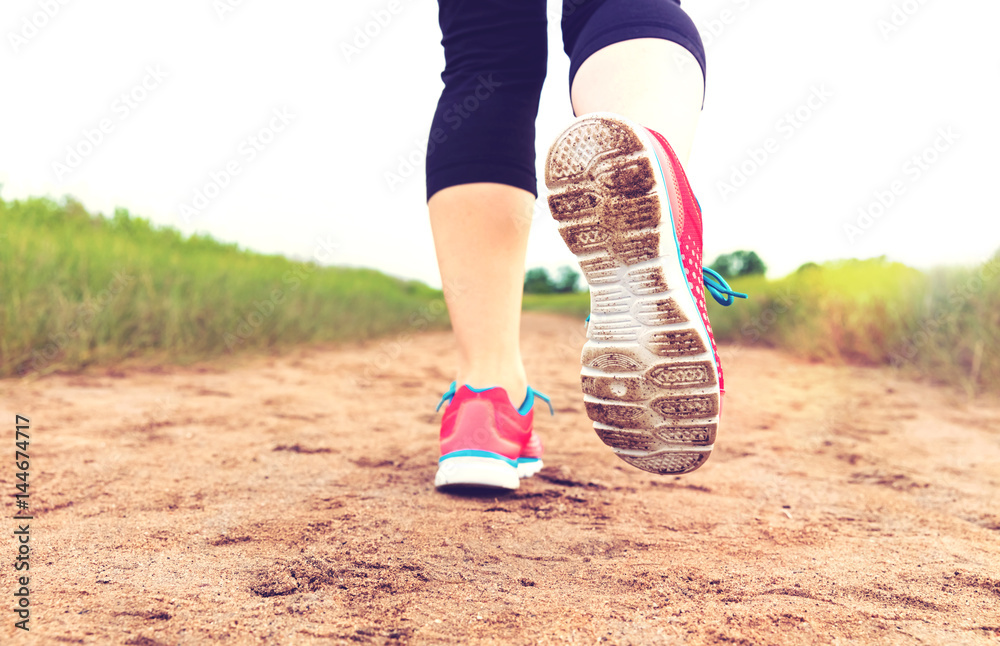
[435,456,544,489]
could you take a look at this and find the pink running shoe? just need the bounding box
[435,382,551,490]
[545,113,745,475]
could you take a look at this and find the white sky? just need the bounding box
[2,0,998,287]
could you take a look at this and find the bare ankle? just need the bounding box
[456,371,529,410]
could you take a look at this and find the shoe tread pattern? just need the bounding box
[546,115,720,475]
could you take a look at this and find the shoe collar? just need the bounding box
[436,381,553,416]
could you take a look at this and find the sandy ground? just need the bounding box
[1,312,999,646]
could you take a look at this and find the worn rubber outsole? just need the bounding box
[545,113,719,475]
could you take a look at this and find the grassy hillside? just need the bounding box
[524,257,1000,394]
[522,292,590,319]
[0,196,448,377]
[708,257,1000,394]
[4,195,995,393]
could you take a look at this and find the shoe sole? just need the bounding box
[545,113,720,475]
[435,456,544,490]
[516,457,544,479]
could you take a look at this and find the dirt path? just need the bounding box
[1,313,999,645]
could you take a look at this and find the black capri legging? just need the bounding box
[426,0,705,202]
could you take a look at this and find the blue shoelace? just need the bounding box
[436,381,553,416]
[702,267,748,307]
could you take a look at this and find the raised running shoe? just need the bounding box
[545,113,745,475]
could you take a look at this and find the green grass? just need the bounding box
[0,196,449,377]
[522,292,589,319]
[5,195,997,393]
[524,256,1000,394]
[708,256,1000,394]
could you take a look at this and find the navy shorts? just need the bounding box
[426,0,705,201]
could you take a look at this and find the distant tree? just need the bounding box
[796,261,821,274]
[553,266,579,293]
[524,266,581,294]
[709,250,767,278]
[524,267,555,294]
